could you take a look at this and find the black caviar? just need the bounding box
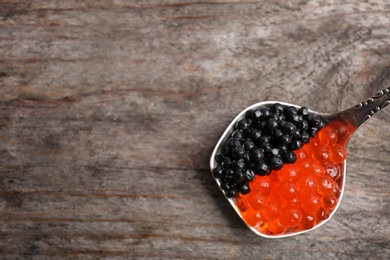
[213,103,325,198]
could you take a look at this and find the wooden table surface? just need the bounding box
[1,1,390,259]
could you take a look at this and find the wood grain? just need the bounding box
[1,1,390,259]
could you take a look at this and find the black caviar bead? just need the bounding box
[213,166,224,179]
[292,129,301,140]
[254,162,271,176]
[224,169,234,180]
[270,147,281,156]
[258,135,271,144]
[232,159,245,170]
[245,109,254,119]
[243,151,251,163]
[265,118,278,133]
[243,139,255,150]
[279,135,291,146]
[282,122,297,136]
[245,169,255,181]
[225,189,236,198]
[252,109,262,120]
[220,182,231,191]
[298,106,310,117]
[288,113,300,124]
[286,106,298,118]
[278,145,288,155]
[283,151,296,164]
[250,148,264,162]
[234,170,245,182]
[309,127,319,137]
[260,142,273,154]
[260,107,271,120]
[290,140,303,150]
[231,130,245,139]
[238,183,250,194]
[227,138,242,149]
[232,146,246,159]
[215,153,225,164]
[296,119,309,131]
[271,103,284,114]
[222,157,232,168]
[273,129,283,140]
[236,119,251,131]
[269,155,284,170]
[301,132,310,143]
[248,128,262,140]
[309,116,322,128]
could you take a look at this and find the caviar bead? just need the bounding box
[269,155,284,170]
[243,139,255,150]
[290,140,303,150]
[222,157,232,168]
[298,106,310,117]
[271,103,284,114]
[220,182,231,192]
[254,163,271,176]
[232,159,245,170]
[232,146,246,159]
[282,151,296,164]
[238,183,250,194]
[309,127,319,137]
[232,130,245,139]
[265,118,279,132]
[260,107,271,120]
[233,170,245,181]
[282,122,297,136]
[245,109,254,119]
[212,166,224,179]
[225,189,236,198]
[236,119,251,130]
[215,153,225,164]
[227,138,242,149]
[279,135,291,146]
[252,109,262,120]
[297,119,309,131]
[224,169,234,180]
[245,169,255,181]
[249,128,262,140]
[250,148,264,162]
[279,206,302,228]
[273,129,283,139]
[301,132,310,143]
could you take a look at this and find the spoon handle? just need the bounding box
[329,87,390,129]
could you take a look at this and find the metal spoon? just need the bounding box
[210,87,390,238]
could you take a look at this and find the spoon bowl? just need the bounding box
[210,87,390,238]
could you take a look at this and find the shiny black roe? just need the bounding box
[213,103,325,198]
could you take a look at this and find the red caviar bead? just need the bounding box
[318,126,338,147]
[250,176,271,195]
[296,172,317,196]
[317,175,335,195]
[268,219,286,235]
[236,196,248,212]
[312,145,330,164]
[329,144,347,164]
[279,181,299,202]
[248,193,267,211]
[277,164,299,182]
[300,212,317,230]
[261,200,282,221]
[279,206,303,228]
[309,161,326,177]
[322,194,338,211]
[317,207,330,221]
[300,194,321,213]
[326,163,341,181]
[244,208,262,226]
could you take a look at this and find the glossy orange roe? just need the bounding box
[235,122,351,236]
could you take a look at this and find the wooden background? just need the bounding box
[1,1,390,259]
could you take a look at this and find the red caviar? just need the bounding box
[235,122,352,236]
